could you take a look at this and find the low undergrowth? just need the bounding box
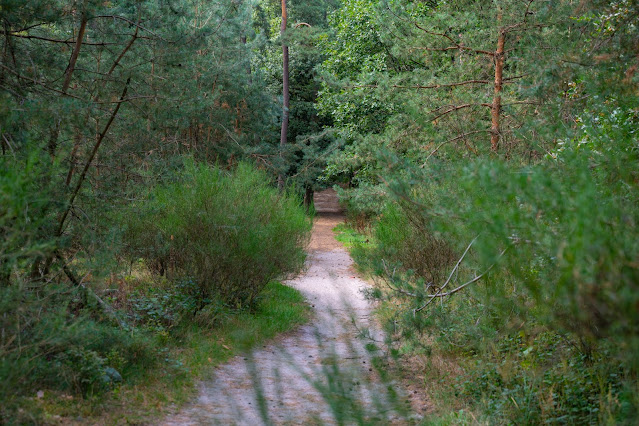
[3,281,309,424]
[121,161,311,305]
[332,106,639,424]
[1,160,312,424]
[335,220,637,425]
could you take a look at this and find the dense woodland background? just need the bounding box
[1,0,638,423]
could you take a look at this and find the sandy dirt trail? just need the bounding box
[162,189,398,425]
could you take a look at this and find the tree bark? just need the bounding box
[304,185,314,212]
[56,78,130,237]
[39,78,130,279]
[66,20,140,187]
[61,13,88,93]
[490,30,506,152]
[48,11,88,159]
[278,0,289,190]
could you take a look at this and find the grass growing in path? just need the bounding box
[26,282,310,424]
[333,223,370,249]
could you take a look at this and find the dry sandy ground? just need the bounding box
[162,189,404,425]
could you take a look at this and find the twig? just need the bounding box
[91,15,168,42]
[349,80,493,90]
[426,250,505,298]
[1,32,111,46]
[381,259,417,297]
[0,62,83,98]
[414,235,478,315]
[414,247,508,315]
[420,130,492,167]
[107,6,141,75]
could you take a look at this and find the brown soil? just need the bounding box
[308,188,344,252]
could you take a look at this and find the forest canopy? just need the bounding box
[1,0,638,423]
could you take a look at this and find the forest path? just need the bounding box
[162,189,401,425]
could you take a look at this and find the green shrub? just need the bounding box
[0,154,58,285]
[122,161,311,305]
[372,202,456,285]
[340,103,639,424]
[0,283,158,420]
[422,108,639,364]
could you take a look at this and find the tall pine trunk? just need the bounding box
[278,0,289,190]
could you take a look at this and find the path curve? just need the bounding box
[162,189,398,425]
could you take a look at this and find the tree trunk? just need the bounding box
[490,30,505,152]
[0,258,10,287]
[62,13,88,93]
[241,34,252,83]
[48,11,88,159]
[304,185,314,212]
[67,18,139,188]
[57,78,130,237]
[278,0,289,190]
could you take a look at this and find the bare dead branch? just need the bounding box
[349,80,492,90]
[420,129,492,167]
[414,247,508,315]
[414,235,478,315]
[0,62,82,98]
[427,252,503,298]
[430,103,480,121]
[0,32,112,46]
[107,7,141,76]
[91,15,168,42]
[380,259,418,297]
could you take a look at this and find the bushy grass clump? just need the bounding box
[122,161,311,305]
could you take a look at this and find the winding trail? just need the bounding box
[162,189,399,425]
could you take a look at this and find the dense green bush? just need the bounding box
[339,103,639,423]
[422,107,639,360]
[122,161,311,304]
[0,154,58,285]
[1,158,312,422]
[0,284,158,419]
[371,202,456,285]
